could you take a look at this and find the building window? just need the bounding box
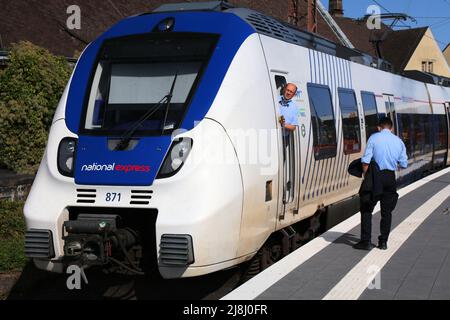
[338,88,361,154]
[307,83,337,160]
[361,91,379,141]
[421,60,435,73]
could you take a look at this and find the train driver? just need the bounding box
[279,83,299,195]
[278,83,299,133]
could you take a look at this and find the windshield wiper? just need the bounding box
[114,73,179,151]
[114,96,168,151]
[161,72,178,135]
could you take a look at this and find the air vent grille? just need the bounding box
[25,229,55,259]
[245,13,299,44]
[130,190,153,205]
[159,234,194,266]
[76,189,96,204]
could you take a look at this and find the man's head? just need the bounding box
[283,83,298,100]
[378,117,393,131]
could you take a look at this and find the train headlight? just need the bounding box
[157,138,193,178]
[58,138,77,177]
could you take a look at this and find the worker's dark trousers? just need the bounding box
[360,170,399,243]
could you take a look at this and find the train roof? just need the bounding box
[149,1,450,88]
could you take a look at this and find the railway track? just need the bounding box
[6,262,244,300]
[6,207,348,300]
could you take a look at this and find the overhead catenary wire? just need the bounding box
[411,16,450,19]
[371,0,449,47]
[430,19,450,30]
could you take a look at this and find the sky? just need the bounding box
[321,0,450,50]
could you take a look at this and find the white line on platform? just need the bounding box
[221,167,450,300]
[323,184,450,300]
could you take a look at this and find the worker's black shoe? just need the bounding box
[353,241,375,251]
[378,241,388,250]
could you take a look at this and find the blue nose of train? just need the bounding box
[65,11,256,188]
[74,136,172,186]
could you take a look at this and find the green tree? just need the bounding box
[0,200,27,272]
[0,41,72,174]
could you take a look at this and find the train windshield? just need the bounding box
[82,34,218,136]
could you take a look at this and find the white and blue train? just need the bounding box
[24,3,450,279]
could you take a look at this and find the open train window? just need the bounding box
[338,88,361,154]
[360,91,379,141]
[275,75,287,95]
[307,83,337,160]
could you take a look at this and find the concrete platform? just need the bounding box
[223,168,450,300]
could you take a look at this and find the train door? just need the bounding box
[447,102,450,166]
[383,94,398,135]
[271,72,300,220]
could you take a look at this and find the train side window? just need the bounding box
[413,114,425,157]
[397,113,413,158]
[413,114,433,157]
[338,88,361,154]
[424,114,433,154]
[447,103,450,127]
[360,91,379,141]
[307,83,337,160]
[434,114,447,151]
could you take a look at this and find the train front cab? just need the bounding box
[23,11,265,278]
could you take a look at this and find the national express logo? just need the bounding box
[81,163,150,173]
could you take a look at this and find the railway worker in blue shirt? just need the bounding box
[353,117,408,251]
[279,83,299,196]
[278,83,299,134]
